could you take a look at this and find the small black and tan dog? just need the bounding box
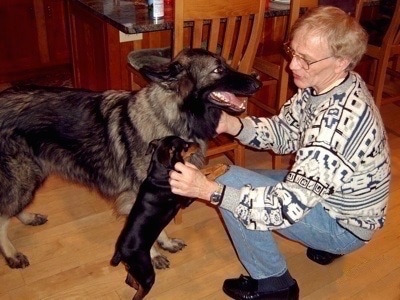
[110,135,228,300]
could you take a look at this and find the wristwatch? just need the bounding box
[210,183,226,206]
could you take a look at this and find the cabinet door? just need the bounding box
[44,0,70,64]
[68,0,117,90]
[0,0,42,72]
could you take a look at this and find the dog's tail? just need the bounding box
[110,251,122,266]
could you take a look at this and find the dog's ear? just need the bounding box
[146,139,161,155]
[149,145,175,168]
[140,61,184,83]
[146,139,175,168]
[140,61,194,97]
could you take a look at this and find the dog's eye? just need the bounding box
[213,67,224,74]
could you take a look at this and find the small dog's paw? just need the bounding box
[152,254,170,269]
[6,252,30,269]
[250,70,261,80]
[158,238,187,253]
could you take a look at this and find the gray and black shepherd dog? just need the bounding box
[0,48,261,270]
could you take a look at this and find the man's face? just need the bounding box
[288,28,344,94]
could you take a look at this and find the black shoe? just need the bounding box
[222,274,299,300]
[306,248,343,265]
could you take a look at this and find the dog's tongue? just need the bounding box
[210,91,246,111]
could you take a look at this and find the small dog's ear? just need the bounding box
[149,145,175,168]
[164,147,183,168]
[146,139,161,155]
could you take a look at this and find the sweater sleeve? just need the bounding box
[235,94,301,155]
[220,180,321,230]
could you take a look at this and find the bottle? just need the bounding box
[152,0,164,20]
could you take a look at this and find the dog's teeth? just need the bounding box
[213,92,228,102]
[214,92,222,100]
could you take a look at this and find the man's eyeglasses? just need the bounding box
[283,42,333,70]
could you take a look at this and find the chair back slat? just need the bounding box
[173,0,266,75]
[382,0,400,49]
[221,18,236,60]
[208,19,220,53]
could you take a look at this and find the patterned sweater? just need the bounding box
[220,72,391,241]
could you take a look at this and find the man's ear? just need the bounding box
[335,57,352,73]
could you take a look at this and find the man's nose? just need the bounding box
[289,56,302,71]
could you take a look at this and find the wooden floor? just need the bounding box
[0,93,399,299]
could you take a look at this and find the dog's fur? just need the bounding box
[111,136,230,300]
[0,48,261,269]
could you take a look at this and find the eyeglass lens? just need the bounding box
[283,43,310,69]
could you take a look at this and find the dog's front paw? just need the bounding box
[158,238,187,253]
[29,213,48,226]
[152,254,170,269]
[17,212,48,226]
[6,252,30,269]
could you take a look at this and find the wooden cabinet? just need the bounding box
[0,0,41,74]
[67,0,171,91]
[44,0,71,64]
[0,0,70,82]
[68,1,118,91]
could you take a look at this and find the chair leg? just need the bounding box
[272,154,283,169]
[393,56,400,72]
[368,59,378,87]
[374,56,391,108]
[235,144,246,167]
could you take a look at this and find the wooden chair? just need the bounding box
[354,0,364,21]
[250,0,318,169]
[127,0,266,167]
[356,0,400,108]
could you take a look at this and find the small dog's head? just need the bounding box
[146,136,200,171]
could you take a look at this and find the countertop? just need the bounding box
[70,0,380,34]
[70,0,293,34]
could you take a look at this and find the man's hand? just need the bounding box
[216,111,243,136]
[169,162,219,201]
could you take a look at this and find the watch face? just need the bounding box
[210,184,224,205]
[210,192,221,205]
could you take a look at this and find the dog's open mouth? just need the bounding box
[209,91,246,113]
